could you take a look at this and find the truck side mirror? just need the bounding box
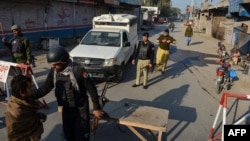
[123,41,130,47]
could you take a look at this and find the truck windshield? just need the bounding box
[81,31,120,47]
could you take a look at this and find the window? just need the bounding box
[122,32,128,43]
[81,31,120,47]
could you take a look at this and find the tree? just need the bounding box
[142,0,157,6]
[142,0,171,8]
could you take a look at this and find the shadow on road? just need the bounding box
[33,67,51,78]
[190,41,203,45]
[170,48,219,66]
[99,84,197,141]
[39,101,58,116]
[42,124,63,141]
[0,116,5,129]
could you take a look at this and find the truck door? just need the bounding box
[122,32,131,63]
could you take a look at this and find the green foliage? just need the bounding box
[160,7,181,17]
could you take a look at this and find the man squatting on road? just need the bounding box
[5,75,47,141]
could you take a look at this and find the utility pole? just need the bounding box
[189,0,194,20]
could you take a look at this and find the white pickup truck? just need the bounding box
[70,14,138,82]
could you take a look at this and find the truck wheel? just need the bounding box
[112,65,124,83]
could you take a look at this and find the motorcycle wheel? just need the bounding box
[216,82,222,94]
[226,83,231,90]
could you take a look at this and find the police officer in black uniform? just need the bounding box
[131,32,154,89]
[32,47,103,141]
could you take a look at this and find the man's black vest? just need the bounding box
[55,64,87,107]
[10,37,25,53]
[138,41,152,60]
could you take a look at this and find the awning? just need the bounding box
[119,0,141,6]
[239,4,250,17]
[208,0,229,10]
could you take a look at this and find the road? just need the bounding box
[0,22,250,141]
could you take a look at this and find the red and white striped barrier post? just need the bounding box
[208,92,250,141]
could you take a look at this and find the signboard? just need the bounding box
[0,62,10,83]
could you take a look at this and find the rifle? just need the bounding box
[142,63,157,73]
[90,81,117,141]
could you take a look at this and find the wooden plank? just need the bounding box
[157,131,163,141]
[119,119,166,132]
[127,126,147,141]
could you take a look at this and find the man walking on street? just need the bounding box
[131,32,154,89]
[184,24,193,46]
[155,29,177,74]
[31,47,104,141]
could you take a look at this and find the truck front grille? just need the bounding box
[73,57,105,68]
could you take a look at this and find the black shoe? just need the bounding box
[161,71,165,75]
[132,84,139,87]
[143,85,148,89]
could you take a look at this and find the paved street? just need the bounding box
[0,22,250,141]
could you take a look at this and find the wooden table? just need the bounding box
[107,103,169,141]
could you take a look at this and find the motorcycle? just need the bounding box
[167,22,175,32]
[215,56,233,94]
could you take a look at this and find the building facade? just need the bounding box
[0,0,141,49]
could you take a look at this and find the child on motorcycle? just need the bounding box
[217,41,227,57]
[232,47,241,65]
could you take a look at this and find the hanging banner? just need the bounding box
[0,62,11,83]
